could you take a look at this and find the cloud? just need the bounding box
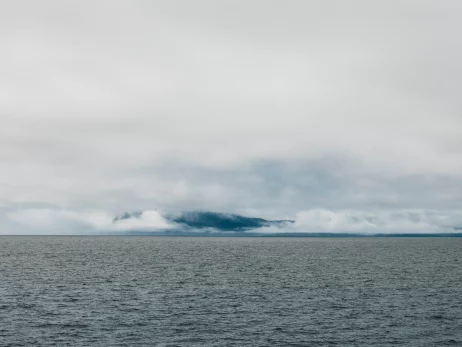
[4,207,462,235]
[286,209,462,234]
[6,209,173,234]
[110,210,173,231]
[0,1,461,229]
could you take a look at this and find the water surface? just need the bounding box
[1,237,461,346]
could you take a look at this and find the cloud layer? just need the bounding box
[1,1,461,233]
[291,209,462,234]
[5,209,173,234]
[3,207,461,235]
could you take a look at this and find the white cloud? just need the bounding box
[111,210,173,231]
[6,209,173,234]
[4,207,462,235]
[289,209,462,234]
[0,1,461,228]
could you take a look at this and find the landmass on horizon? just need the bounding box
[113,210,294,232]
[98,210,462,237]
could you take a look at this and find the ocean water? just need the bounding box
[1,237,461,346]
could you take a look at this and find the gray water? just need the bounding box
[0,237,461,346]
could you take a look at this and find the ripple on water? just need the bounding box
[0,236,461,346]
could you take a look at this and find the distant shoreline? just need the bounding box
[2,233,462,237]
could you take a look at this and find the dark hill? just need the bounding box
[113,210,294,232]
[169,211,293,231]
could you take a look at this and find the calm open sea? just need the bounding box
[1,236,461,346]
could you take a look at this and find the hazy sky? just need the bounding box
[1,1,462,233]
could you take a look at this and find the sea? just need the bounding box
[1,236,461,346]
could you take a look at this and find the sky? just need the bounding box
[1,0,462,233]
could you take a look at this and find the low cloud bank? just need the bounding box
[268,209,462,234]
[3,207,462,234]
[6,209,173,234]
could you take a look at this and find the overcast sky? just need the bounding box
[1,1,462,233]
